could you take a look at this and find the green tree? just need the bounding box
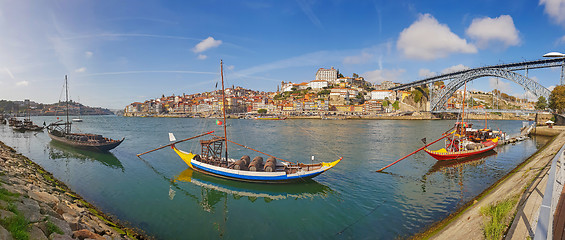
[317,89,331,96]
[550,85,565,113]
[535,96,547,110]
[392,101,400,110]
[411,90,423,103]
[257,109,267,114]
[382,98,390,107]
[352,73,359,78]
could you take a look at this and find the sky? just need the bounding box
[1,0,565,109]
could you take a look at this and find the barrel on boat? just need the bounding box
[234,155,250,170]
[249,156,263,171]
[264,157,276,172]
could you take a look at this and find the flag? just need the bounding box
[216,119,223,126]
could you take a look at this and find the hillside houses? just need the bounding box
[124,67,410,117]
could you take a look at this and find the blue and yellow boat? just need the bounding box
[168,60,341,183]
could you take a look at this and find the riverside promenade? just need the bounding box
[421,126,565,239]
[0,141,144,239]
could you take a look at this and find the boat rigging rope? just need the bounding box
[290,120,341,160]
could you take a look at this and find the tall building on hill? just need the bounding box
[315,67,337,83]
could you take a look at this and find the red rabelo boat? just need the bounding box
[424,81,499,161]
[424,122,499,161]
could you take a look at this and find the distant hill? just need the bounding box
[0,100,113,116]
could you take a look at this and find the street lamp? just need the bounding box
[543,52,565,85]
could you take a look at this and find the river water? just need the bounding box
[0,116,549,239]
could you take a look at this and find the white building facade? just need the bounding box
[371,90,394,100]
[315,67,337,83]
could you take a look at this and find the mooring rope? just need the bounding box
[335,200,387,236]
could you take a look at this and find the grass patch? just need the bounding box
[96,214,117,227]
[111,226,126,235]
[46,219,63,236]
[0,205,30,240]
[480,196,519,240]
[0,188,19,203]
[78,199,90,208]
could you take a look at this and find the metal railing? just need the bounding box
[534,143,565,240]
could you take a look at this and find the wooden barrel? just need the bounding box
[252,156,263,165]
[241,155,251,166]
[234,159,247,170]
[266,157,276,164]
[264,161,276,172]
[249,156,263,171]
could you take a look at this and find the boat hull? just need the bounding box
[172,146,340,183]
[47,132,124,152]
[424,138,498,161]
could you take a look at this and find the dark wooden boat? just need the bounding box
[47,125,123,151]
[47,76,123,152]
[8,117,21,127]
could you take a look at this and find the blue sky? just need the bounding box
[1,0,565,109]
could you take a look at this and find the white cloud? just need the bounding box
[522,91,537,101]
[418,68,436,77]
[540,0,565,25]
[75,67,87,73]
[488,77,512,93]
[397,13,477,60]
[441,64,470,74]
[85,51,93,58]
[4,67,15,79]
[16,81,28,86]
[193,37,222,53]
[343,51,373,64]
[466,15,520,49]
[296,0,322,28]
[226,65,235,70]
[362,69,406,84]
[197,54,207,60]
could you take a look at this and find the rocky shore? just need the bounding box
[0,141,145,240]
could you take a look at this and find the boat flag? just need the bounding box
[216,119,223,126]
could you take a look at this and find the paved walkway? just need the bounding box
[505,158,552,239]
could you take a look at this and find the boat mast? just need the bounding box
[220,60,228,162]
[462,80,466,124]
[65,75,71,133]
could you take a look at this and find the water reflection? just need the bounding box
[47,141,124,170]
[172,168,334,209]
[426,150,497,175]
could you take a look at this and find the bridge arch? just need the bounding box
[431,68,551,111]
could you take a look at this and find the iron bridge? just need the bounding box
[389,58,565,112]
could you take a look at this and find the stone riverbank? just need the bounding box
[0,141,147,240]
